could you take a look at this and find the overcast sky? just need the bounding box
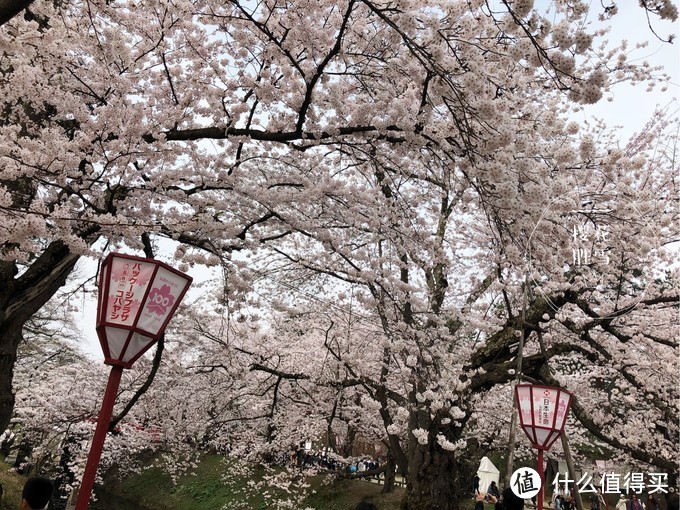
[573,2,679,140]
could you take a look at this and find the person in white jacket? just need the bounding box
[616,494,630,510]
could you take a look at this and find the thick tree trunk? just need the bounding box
[0,243,81,433]
[0,320,23,434]
[382,452,396,494]
[341,423,357,457]
[402,443,462,510]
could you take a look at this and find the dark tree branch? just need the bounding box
[108,334,165,433]
[0,0,35,27]
[144,124,406,144]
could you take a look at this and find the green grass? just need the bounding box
[0,464,26,510]
[3,455,499,510]
[302,476,404,510]
[94,453,407,510]
[95,455,269,510]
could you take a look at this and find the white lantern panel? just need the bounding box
[104,259,156,327]
[554,392,571,430]
[532,388,558,428]
[105,327,131,361]
[522,425,535,444]
[535,427,551,446]
[122,332,155,363]
[544,430,560,449]
[517,386,533,426]
[137,266,190,336]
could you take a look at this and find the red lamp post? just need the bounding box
[515,384,573,510]
[75,253,192,510]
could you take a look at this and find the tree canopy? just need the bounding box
[1,1,678,508]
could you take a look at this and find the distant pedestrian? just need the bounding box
[21,476,53,510]
[646,495,658,510]
[496,494,505,510]
[592,489,605,510]
[473,474,480,494]
[615,493,629,510]
[488,481,501,499]
[630,495,644,510]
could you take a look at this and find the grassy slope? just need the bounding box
[301,476,405,510]
[95,454,407,510]
[2,456,404,510]
[3,456,495,510]
[0,466,25,510]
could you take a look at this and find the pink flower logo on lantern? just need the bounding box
[146,285,175,315]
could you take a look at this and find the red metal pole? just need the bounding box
[537,448,545,510]
[75,364,124,510]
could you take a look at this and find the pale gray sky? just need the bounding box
[573,2,679,140]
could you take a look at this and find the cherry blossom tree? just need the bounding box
[1,0,678,508]
[11,324,187,507]
[142,103,678,503]
[219,115,678,509]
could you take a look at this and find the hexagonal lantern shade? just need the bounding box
[515,384,573,450]
[96,253,192,368]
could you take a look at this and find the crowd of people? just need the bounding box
[348,458,381,474]
[474,485,526,510]
[293,449,344,470]
[290,448,382,475]
[471,478,680,510]
[613,493,677,510]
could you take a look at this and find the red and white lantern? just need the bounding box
[76,253,191,510]
[96,252,193,368]
[515,384,572,450]
[514,384,573,510]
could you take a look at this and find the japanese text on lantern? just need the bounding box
[556,399,567,423]
[542,392,551,426]
[110,262,142,322]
